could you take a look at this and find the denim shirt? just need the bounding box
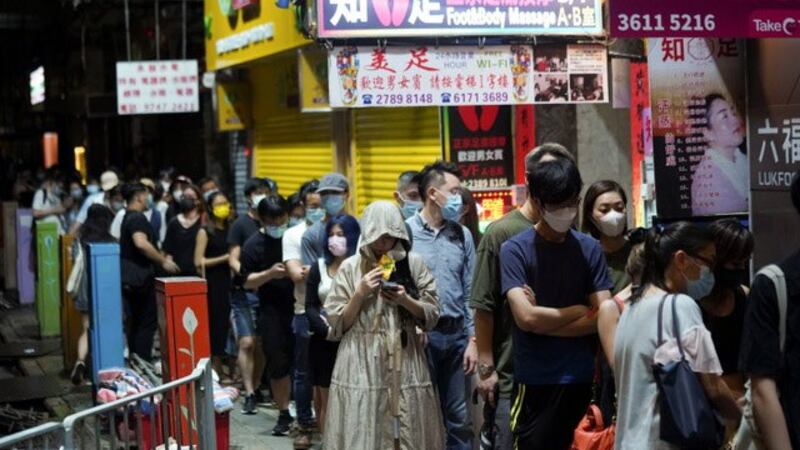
[407,213,476,336]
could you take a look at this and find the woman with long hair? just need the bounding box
[70,203,116,384]
[614,222,741,449]
[322,201,444,449]
[305,214,360,435]
[194,191,233,376]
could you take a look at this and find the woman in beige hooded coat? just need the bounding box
[322,201,445,450]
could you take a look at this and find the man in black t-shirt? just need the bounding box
[740,172,800,449]
[227,178,270,414]
[240,194,295,436]
[120,182,179,362]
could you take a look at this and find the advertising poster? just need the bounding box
[533,44,607,104]
[317,0,602,38]
[116,60,199,115]
[749,105,800,191]
[444,105,514,189]
[328,44,607,108]
[648,38,746,218]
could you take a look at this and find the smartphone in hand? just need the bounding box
[380,280,401,291]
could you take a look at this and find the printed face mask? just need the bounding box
[328,235,348,257]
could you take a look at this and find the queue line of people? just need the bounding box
[25,147,800,450]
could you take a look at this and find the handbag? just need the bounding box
[572,404,615,450]
[652,294,724,449]
[66,241,85,297]
[731,265,788,450]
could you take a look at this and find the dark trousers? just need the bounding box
[511,383,591,450]
[123,282,158,362]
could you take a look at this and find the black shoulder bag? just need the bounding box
[652,294,724,449]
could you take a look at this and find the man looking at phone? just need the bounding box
[241,195,295,436]
[407,161,477,450]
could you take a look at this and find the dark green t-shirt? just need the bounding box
[605,241,632,295]
[469,209,534,398]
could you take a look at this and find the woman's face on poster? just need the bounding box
[705,98,745,148]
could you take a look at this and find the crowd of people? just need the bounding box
[20,144,800,450]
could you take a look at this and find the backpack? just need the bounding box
[732,264,788,450]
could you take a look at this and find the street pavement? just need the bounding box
[229,400,319,450]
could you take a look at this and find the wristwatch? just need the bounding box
[478,363,495,378]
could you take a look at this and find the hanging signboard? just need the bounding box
[750,105,800,191]
[116,60,199,115]
[648,38,747,219]
[299,47,331,112]
[611,0,800,38]
[316,0,603,38]
[629,61,652,227]
[444,105,514,189]
[216,82,252,131]
[328,44,607,108]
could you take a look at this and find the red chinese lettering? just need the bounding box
[497,75,509,89]
[441,76,452,89]
[661,38,685,62]
[413,75,422,91]
[404,47,438,72]
[455,74,464,90]
[367,48,396,73]
[466,75,478,88]
[373,76,386,90]
[387,75,397,91]
[361,77,372,90]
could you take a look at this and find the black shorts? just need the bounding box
[309,337,339,388]
[510,383,591,450]
[259,304,294,380]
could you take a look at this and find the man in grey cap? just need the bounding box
[69,170,122,236]
[300,172,350,266]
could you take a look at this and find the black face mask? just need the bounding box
[715,268,749,289]
[178,197,197,214]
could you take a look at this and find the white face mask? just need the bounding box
[251,194,267,209]
[594,210,626,237]
[542,206,578,233]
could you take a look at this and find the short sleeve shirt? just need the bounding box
[240,231,294,315]
[500,228,613,385]
[739,251,800,449]
[120,210,156,287]
[283,221,309,314]
[76,192,105,224]
[32,188,64,233]
[227,213,260,249]
[469,209,533,397]
[301,221,326,266]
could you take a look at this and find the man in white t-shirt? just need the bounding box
[282,179,323,446]
[32,170,66,235]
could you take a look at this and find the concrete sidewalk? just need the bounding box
[229,401,320,450]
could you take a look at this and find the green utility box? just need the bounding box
[35,222,61,337]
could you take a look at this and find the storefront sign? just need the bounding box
[750,105,800,191]
[514,105,535,184]
[204,0,310,71]
[116,60,199,115]
[611,0,800,38]
[629,61,651,226]
[648,38,747,218]
[216,82,252,131]
[444,106,514,189]
[473,189,515,233]
[328,44,607,108]
[299,48,331,112]
[317,0,602,38]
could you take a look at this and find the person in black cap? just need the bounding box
[300,173,350,267]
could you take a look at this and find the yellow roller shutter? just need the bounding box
[250,56,334,196]
[353,107,442,213]
[253,112,333,195]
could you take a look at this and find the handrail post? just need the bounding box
[194,358,217,449]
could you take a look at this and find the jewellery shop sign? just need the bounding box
[316,0,602,38]
[328,44,608,108]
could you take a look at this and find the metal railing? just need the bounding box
[0,358,216,450]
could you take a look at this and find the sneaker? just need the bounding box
[70,361,86,386]
[272,412,293,436]
[242,394,257,415]
[292,432,312,449]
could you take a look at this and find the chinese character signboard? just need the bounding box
[611,0,800,38]
[473,189,515,233]
[204,0,310,71]
[750,105,800,191]
[648,38,746,219]
[444,105,514,189]
[317,0,602,38]
[630,61,652,226]
[328,44,607,108]
[116,60,199,115]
